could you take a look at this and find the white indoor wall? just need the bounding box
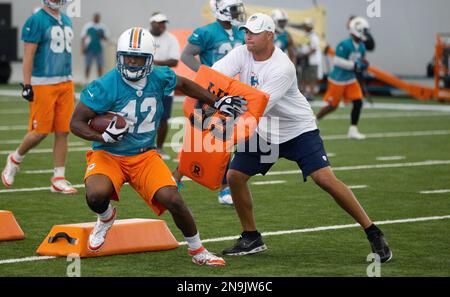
[3,0,450,83]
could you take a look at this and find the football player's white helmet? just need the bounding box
[116,27,156,81]
[349,16,370,41]
[42,0,68,10]
[271,9,288,30]
[210,0,246,26]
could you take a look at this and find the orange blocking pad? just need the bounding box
[179,66,270,190]
[36,219,179,258]
[0,210,25,241]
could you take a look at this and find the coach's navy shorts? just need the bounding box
[230,129,330,181]
[161,95,174,121]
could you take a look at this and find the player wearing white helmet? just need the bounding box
[317,16,371,140]
[70,27,247,266]
[210,0,246,26]
[41,0,68,10]
[179,0,247,206]
[2,0,76,193]
[271,9,296,64]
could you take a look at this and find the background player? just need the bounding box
[2,0,77,194]
[178,0,247,205]
[70,27,246,266]
[148,12,181,161]
[81,12,110,84]
[271,9,296,64]
[316,17,370,140]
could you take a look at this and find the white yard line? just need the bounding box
[3,160,450,193]
[0,125,28,131]
[326,112,450,120]
[0,184,85,193]
[308,101,450,112]
[2,214,448,265]
[252,180,287,186]
[321,130,450,140]
[348,185,368,189]
[0,147,91,155]
[0,109,28,115]
[0,140,86,146]
[265,160,450,177]
[180,214,450,245]
[376,156,406,161]
[420,189,450,194]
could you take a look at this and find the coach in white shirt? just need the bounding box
[149,12,181,160]
[212,13,392,263]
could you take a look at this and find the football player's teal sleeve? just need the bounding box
[80,80,113,114]
[188,27,208,53]
[21,15,42,43]
[162,67,177,96]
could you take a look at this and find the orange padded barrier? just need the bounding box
[36,219,178,258]
[179,66,269,190]
[0,210,25,241]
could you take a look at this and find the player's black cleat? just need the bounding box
[223,234,267,256]
[368,231,392,263]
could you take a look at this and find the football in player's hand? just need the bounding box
[89,112,127,133]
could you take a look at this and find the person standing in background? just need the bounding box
[81,13,110,84]
[271,9,296,64]
[177,0,247,206]
[2,0,77,194]
[298,18,322,101]
[149,12,180,161]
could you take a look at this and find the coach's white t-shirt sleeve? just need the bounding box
[260,73,295,114]
[211,46,242,77]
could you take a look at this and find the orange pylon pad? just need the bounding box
[0,210,25,241]
[36,219,179,258]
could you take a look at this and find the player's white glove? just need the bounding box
[213,95,248,118]
[102,116,129,143]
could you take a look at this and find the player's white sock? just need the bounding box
[185,232,202,251]
[98,203,114,221]
[12,150,25,163]
[54,167,65,178]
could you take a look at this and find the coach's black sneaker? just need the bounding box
[365,224,393,263]
[223,232,267,256]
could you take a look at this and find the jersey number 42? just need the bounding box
[120,97,157,134]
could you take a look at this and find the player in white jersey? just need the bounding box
[212,13,392,262]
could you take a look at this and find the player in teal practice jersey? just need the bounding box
[181,0,246,71]
[2,0,77,194]
[70,27,246,265]
[81,13,110,82]
[271,9,296,64]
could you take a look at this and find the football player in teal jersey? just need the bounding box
[2,0,77,194]
[271,9,296,64]
[181,0,246,71]
[81,13,110,82]
[179,0,247,205]
[317,17,370,140]
[70,27,246,265]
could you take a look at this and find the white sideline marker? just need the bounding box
[376,156,406,161]
[348,185,368,189]
[252,180,286,186]
[2,159,450,193]
[1,214,449,265]
[420,189,450,194]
